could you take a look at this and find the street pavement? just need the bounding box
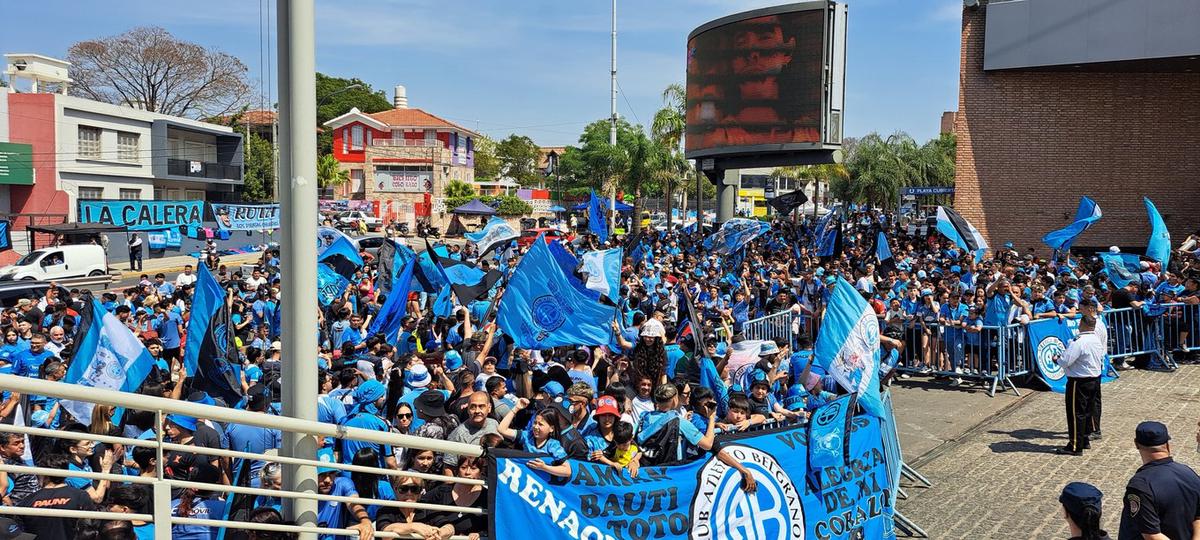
[896,366,1200,539]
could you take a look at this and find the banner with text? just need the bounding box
[490,416,895,540]
[78,200,204,231]
[211,203,280,231]
[1027,317,1117,393]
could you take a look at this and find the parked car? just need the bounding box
[0,281,72,308]
[0,244,108,281]
[352,234,387,257]
[337,211,382,232]
[517,228,573,248]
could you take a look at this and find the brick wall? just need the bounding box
[954,5,1200,255]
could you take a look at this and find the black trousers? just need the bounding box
[1066,376,1100,452]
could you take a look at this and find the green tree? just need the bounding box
[496,135,542,187]
[316,73,393,155]
[444,179,476,198]
[472,134,502,182]
[317,154,349,190]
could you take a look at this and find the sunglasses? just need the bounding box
[397,484,422,495]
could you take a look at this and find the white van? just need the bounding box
[0,244,109,281]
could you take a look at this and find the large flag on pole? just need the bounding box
[580,247,623,302]
[62,296,157,424]
[184,264,242,406]
[1144,197,1170,270]
[935,206,988,261]
[468,216,520,260]
[702,218,770,255]
[1042,196,1102,252]
[498,236,615,349]
[587,190,609,243]
[814,276,885,418]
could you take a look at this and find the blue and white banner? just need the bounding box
[489,417,895,540]
[497,237,615,349]
[1042,197,1101,252]
[581,248,623,302]
[317,264,351,306]
[211,203,280,232]
[815,277,885,418]
[78,200,203,231]
[703,218,770,255]
[1026,317,1117,393]
[468,217,519,259]
[62,297,156,424]
[1143,197,1170,270]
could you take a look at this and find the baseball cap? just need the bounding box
[1059,482,1103,519]
[594,395,620,417]
[316,448,339,474]
[405,364,432,389]
[1135,421,1170,447]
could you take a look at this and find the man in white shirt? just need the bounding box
[1055,314,1106,456]
[175,265,198,288]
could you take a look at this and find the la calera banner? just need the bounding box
[490,416,895,540]
[211,203,280,231]
[78,200,204,231]
[1027,317,1117,393]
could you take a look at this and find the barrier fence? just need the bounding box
[0,375,484,540]
[733,303,1200,397]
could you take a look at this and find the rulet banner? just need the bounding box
[489,416,896,540]
[211,203,280,231]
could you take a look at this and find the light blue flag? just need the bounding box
[703,218,770,255]
[813,276,885,418]
[581,247,623,302]
[497,236,615,349]
[1099,252,1142,288]
[316,264,351,306]
[468,216,519,258]
[367,257,416,341]
[62,297,156,425]
[182,263,222,375]
[588,190,609,243]
[1042,196,1102,251]
[1144,197,1170,270]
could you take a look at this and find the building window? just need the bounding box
[119,189,141,200]
[351,125,364,150]
[78,126,101,159]
[78,186,104,200]
[117,132,139,162]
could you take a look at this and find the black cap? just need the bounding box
[0,517,35,540]
[1059,482,1103,517]
[1135,421,1171,446]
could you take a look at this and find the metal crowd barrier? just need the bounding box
[0,375,484,540]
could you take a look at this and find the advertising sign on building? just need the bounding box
[375,171,433,193]
[0,142,34,185]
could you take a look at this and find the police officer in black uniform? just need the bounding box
[1118,421,1200,540]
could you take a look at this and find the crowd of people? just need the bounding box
[0,206,1198,540]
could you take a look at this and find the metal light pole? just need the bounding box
[277,1,319,537]
[609,0,618,237]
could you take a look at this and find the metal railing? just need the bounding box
[0,375,484,540]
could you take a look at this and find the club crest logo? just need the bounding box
[1036,336,1066,381]
[691,444,805,540]
[532,295,566,341]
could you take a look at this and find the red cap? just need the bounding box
[594,395,620,417]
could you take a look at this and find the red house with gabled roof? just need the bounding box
[323,87,476,225]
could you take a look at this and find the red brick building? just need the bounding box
[954,2,1200,254]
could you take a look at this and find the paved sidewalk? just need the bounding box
[898,367,1200,538]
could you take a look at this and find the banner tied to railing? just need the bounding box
[489,416,896,540]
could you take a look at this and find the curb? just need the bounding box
[907,388,1039,470]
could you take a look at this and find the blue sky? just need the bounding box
[3,0,962,146]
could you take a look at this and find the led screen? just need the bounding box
[686,9,825,156]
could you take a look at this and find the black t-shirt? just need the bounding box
[19,485,95,540]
